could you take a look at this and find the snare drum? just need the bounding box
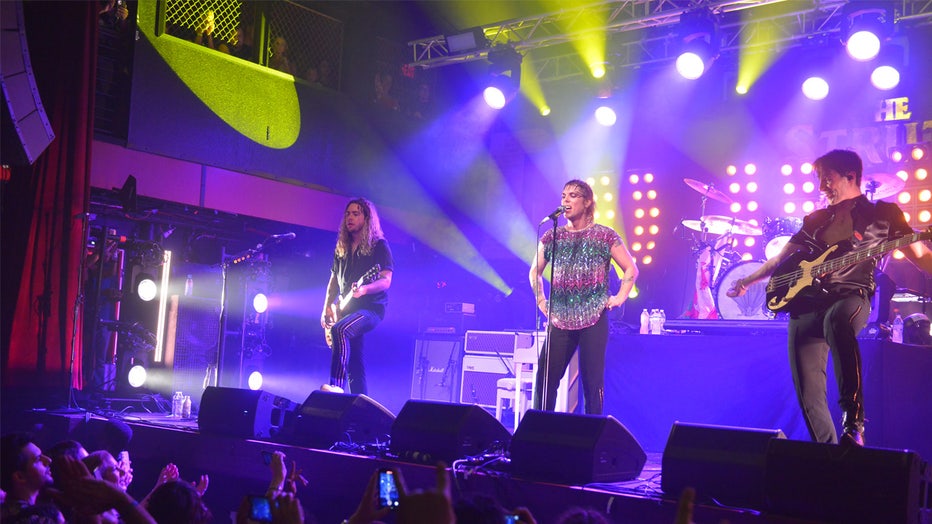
[714,260,773,320]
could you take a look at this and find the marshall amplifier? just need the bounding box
[464,330,538,356]
[411,337,462,403]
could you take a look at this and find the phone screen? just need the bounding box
[249,495,273,522]
[377,469,400,509]
[261,450,273,466]
[505,516,520,524]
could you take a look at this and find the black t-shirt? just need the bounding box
[789,195,914,293]
[332,238,393,318]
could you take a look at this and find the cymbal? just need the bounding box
[681,215,763,236]
[861,172,905,201]
[683,178,733,204]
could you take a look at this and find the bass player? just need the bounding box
[727,149,932,446]
[320,198,394,395]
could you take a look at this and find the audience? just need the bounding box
[555,506,611,524]
[373,72,399,111]
[269,36,295,75]
[0,433,62,523]
[1,417,706,524]
[145,481,212,524]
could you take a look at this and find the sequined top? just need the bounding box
[541,223,622,330]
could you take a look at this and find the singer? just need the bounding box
[529,179,638,414]
[320,198,394,395]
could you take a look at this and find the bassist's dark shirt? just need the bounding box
[788,195,913,293]
[332,238,393,318]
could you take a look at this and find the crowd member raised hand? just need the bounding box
[345,462,454,524]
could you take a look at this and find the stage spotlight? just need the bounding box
[540,106,551,116]
[590,62,607,79]
[127,364,147,388]
[252,293,269,314]
[802,76,830,100]
[675,10,719,79]
[870,44,904,90]
[483,44,522,109]
[842,2,893,61]
[247,370,263,390]
[137,275,158,302]
[595,105,617,127]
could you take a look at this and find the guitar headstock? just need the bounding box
[361,264,382,284]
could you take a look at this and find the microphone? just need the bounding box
[539,205,567,225]
[271,232,296,240]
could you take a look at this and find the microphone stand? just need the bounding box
[212,237,278,389]
[539,216,560,412]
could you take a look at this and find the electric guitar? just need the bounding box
[325,264,382,347]
[766,230,932,313]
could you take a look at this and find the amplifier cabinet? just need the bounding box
[460,354,512,407]
[411,338,462,403]
[464,330,536,356]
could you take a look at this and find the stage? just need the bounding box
[4,331,931,524]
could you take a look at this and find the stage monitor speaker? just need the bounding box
[661,422,785,509]
[764,438,923,524]
[411,337,462,403]
[389,400,511,464]
[292,391,394,450]
[0,0,55,166]
[510,410,646,485]
[197,386,296,439]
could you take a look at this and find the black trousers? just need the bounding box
[787,289,870,443]
[329,309,381,395]
[533,312,608,415]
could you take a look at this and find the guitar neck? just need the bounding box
[816,232,927,275]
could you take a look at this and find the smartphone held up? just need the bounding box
[378,468,400,509]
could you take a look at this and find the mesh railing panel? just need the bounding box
[267,2,343,87]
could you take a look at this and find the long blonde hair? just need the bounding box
[335,197,384,258]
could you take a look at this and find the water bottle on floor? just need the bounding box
[171,391,184,417]
[892,314,904,343]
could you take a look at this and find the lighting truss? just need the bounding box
[407,0,932,82]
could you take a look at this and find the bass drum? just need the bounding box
[714,260,774,320]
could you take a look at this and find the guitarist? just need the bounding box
[727,149,932,447]
[320,198,394,395]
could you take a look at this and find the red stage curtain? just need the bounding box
[4,2,97,391]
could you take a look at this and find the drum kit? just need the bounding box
[680,178,775,320]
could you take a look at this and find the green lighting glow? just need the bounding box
[138,1,300,148]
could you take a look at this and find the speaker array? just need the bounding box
[197,386,926,523]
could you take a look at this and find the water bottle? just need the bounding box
[892,314,904,343]
[182,395,191,418]
[184,274,194,297]
[639,309,650,334]
[171,391,184,417]
[649,309,662,335]
[659,309,667,334]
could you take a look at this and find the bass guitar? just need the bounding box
[325,264,382,347]
[766,230,932,313]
